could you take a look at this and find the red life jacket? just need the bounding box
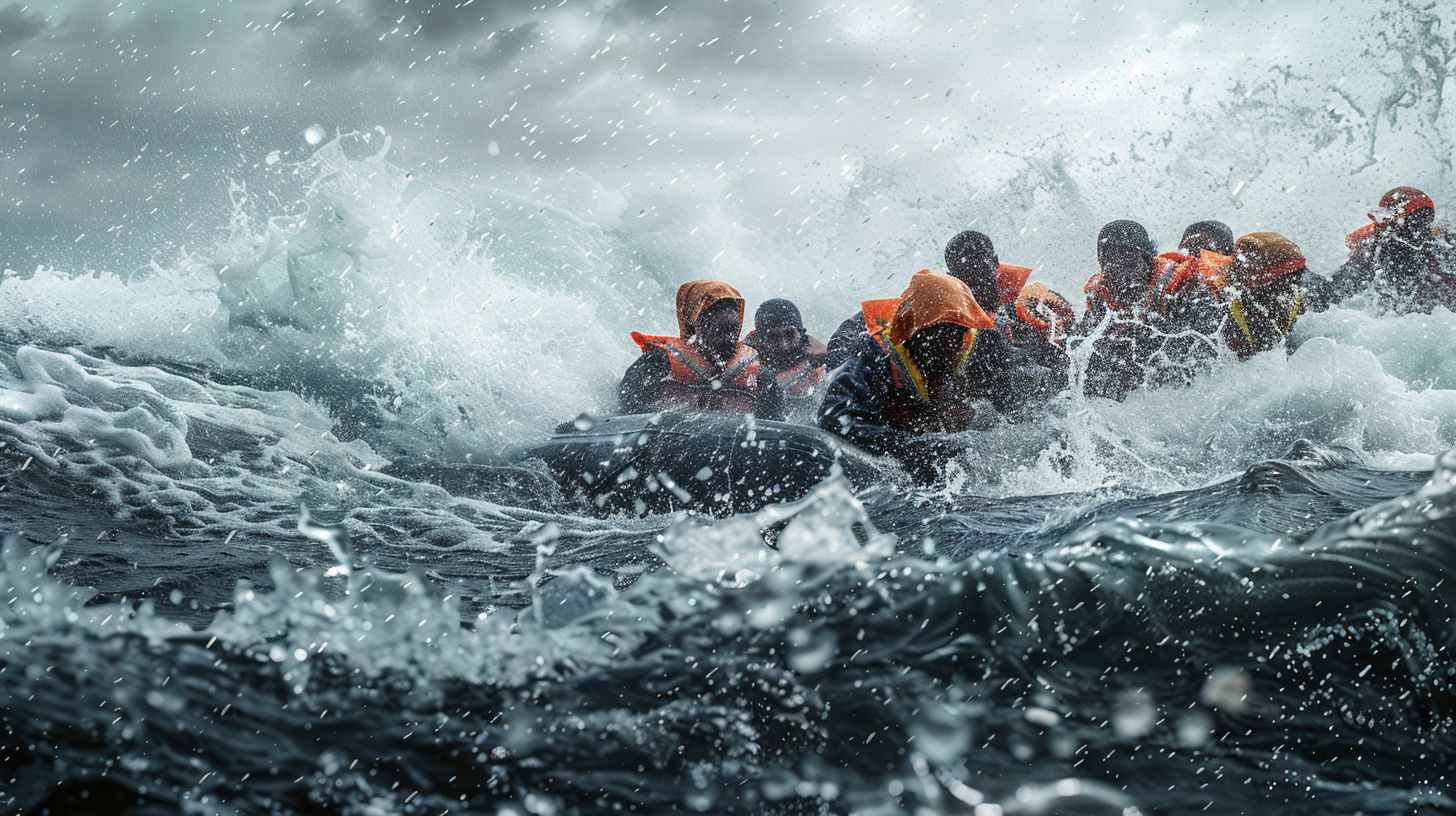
[629,332,760,414]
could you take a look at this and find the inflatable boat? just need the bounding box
[520,412,887,517]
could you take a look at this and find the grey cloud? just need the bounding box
[1,0,1452,280]
[0,3,49,51]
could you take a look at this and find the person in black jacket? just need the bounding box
[1304,186,1456,314]
[819,271,1048,482]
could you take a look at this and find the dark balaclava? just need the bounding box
[943,230,1001,310]
[753,298,805,333]
[1180,220,1235,256]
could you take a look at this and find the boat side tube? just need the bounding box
[520,412,888,517]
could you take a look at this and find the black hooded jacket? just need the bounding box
[818,330,1063,481]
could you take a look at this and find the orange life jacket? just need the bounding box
[876,341,982,433]
[995,264,1034,307]
[861,298,903,351]
[859,297,981,421]
[1158,250,1234,306]
[776,336,828,397]
[629,332,760,414]
[1345,222,1379,252]
[1007,282,1075,344]
[1223,287,1303,359]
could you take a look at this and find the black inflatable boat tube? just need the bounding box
[519,412,888,517]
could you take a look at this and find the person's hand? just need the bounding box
[894,435,963,485]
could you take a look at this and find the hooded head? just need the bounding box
[1378,186,1435,219]
[944,230,1001,310]
[1179,220,1235,256]
[889,271,994,383]
[1097,220,1158,305]
[1373,186,1436,241]
[752,298,808,369]
[675,279,744,361]
[1229,232,1306,289]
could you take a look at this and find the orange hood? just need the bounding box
[1229,232,1306,289]
[675,279,744,339]
[888,270,995,348]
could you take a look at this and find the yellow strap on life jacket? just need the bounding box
[1229,287,1303,346]
[1228,299,1253,345]
[883,329,977,404]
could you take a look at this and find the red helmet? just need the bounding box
[1375,186,1435,221]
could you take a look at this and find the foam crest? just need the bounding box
[655,476,893,585]
[935,312,1456,499]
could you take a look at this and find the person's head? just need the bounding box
[1096,220,1157,304]
[1229,232,1306,290]
[1376,186,1436,242]
[904,322,969,382]
[887,271,995,385]
[692,299,743,361]
[1179,220,1234,256]
[751,298,808,368]
[944,230,1001,310]
[675,279,744,362]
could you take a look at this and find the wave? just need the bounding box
[0,444,1451,814]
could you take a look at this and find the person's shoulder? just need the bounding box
[830,339,892,379]
[627,346,670,371]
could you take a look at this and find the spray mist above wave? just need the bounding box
[0,129,1454,497]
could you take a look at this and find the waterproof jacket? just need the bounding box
[1307,228,1456,314]
[818,273,1060,477]
[1218,232,1306,359]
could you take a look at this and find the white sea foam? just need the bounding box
[0,133,1452,502]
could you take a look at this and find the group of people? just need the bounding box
[616,186,1456,481]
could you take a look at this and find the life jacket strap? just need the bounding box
[1228,285,1303,346]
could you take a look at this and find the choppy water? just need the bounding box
[0,138,1454,816]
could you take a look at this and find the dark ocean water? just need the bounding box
[1,346,1452,816]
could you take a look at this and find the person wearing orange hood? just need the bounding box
[620,280,783,417]
[826,230,1070,400]
[1306,186,1456,314]
[1218,232,1307,359]
[818,271,1026,482]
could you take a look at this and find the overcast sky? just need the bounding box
[3,0,1454,290]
